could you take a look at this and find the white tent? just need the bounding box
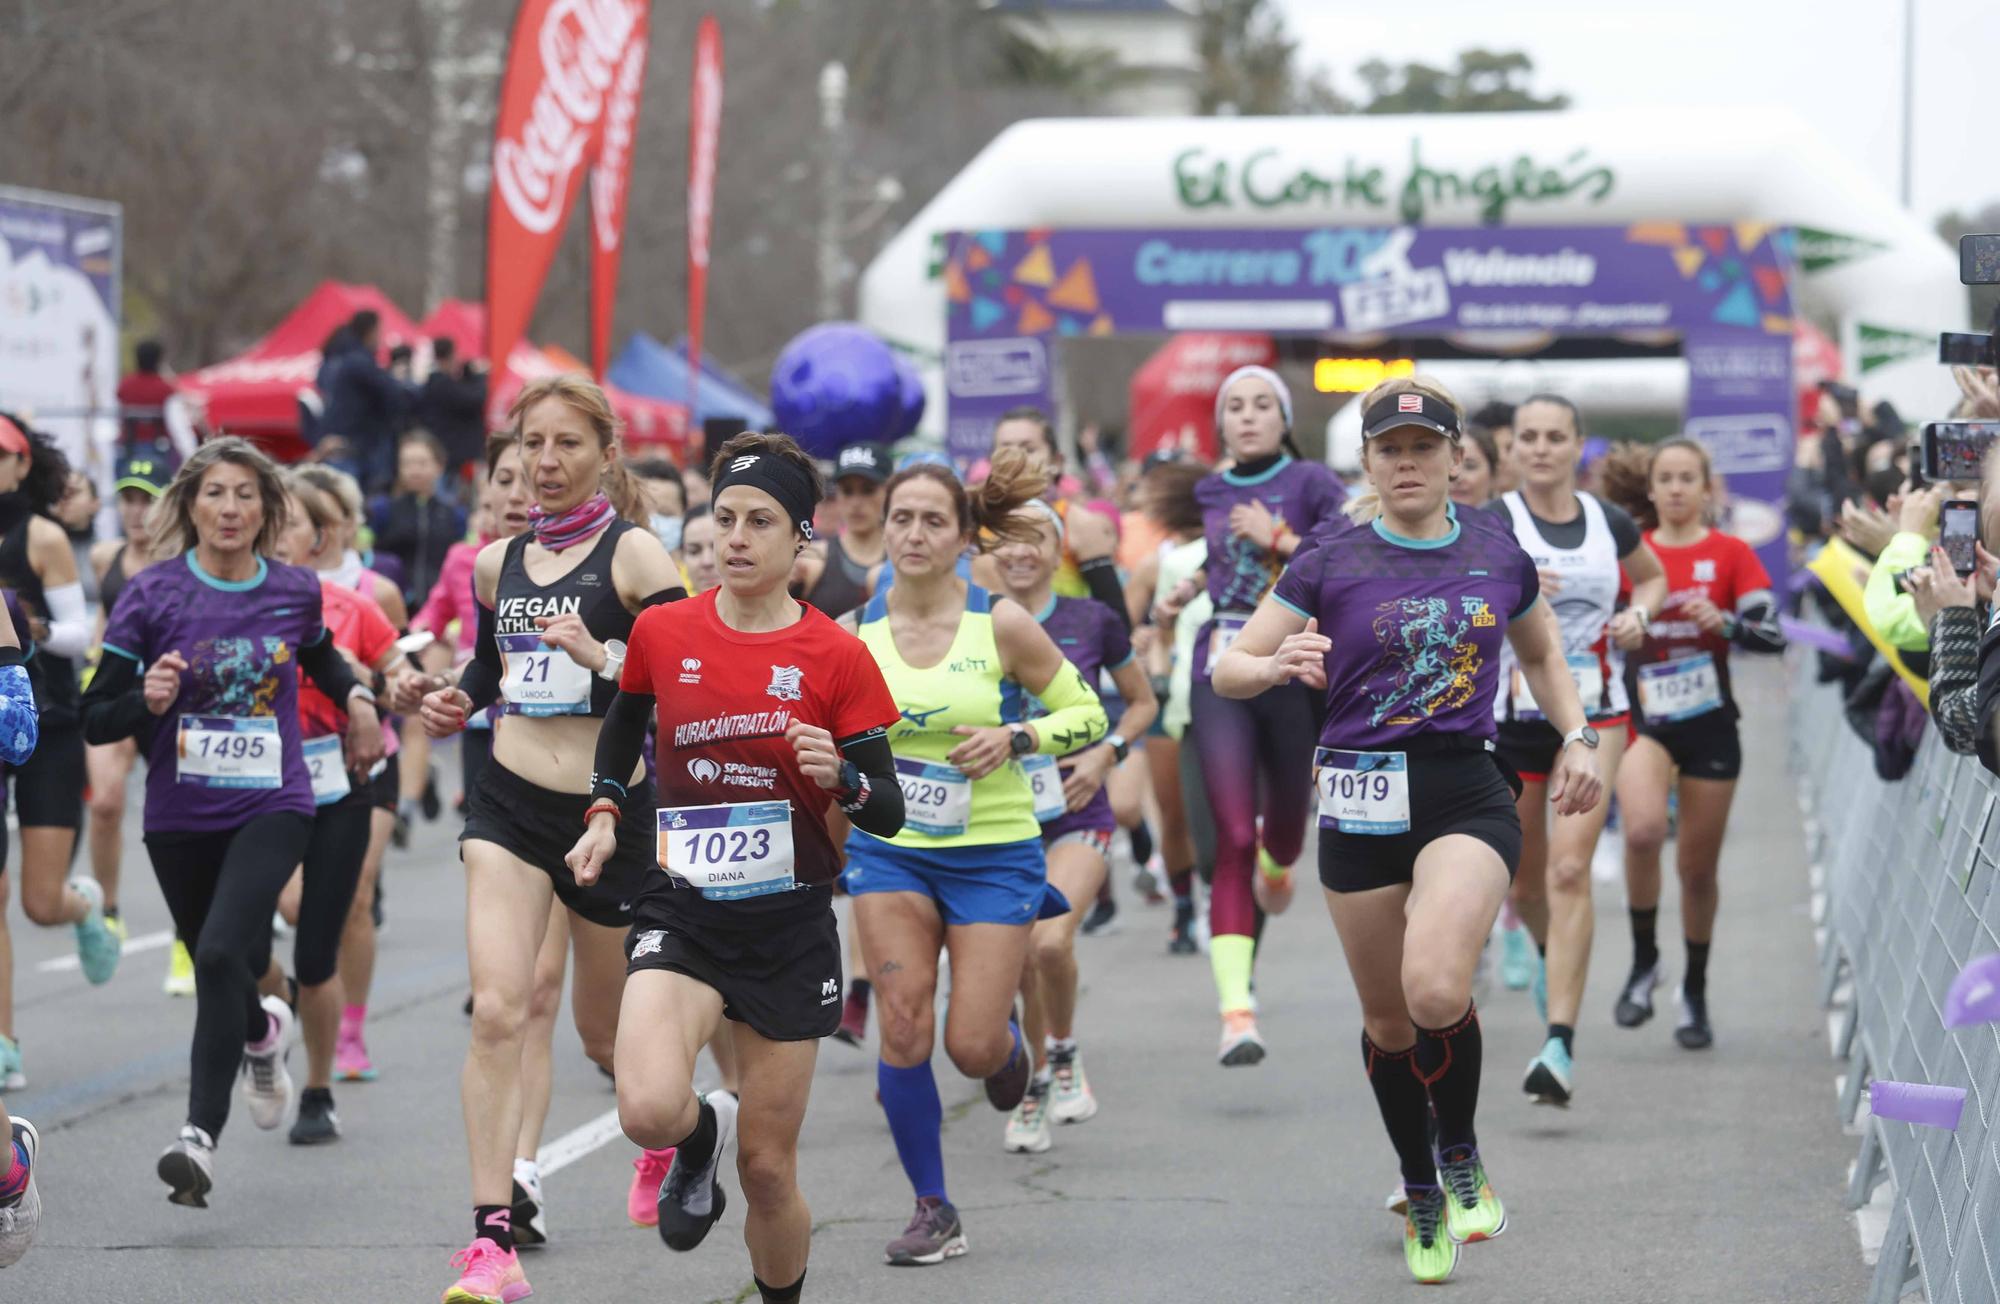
[860,105,1963,425]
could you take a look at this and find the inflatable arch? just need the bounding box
[859,104,1964,580]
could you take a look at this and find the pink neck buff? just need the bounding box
[528,491,616,552]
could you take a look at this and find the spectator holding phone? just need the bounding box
[1864,485,1955,653]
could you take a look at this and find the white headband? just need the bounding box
[1016,497,1066,544]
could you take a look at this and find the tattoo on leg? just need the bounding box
[877,960,903,977]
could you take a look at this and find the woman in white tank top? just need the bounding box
[1487,395,1666,1109]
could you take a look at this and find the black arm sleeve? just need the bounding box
[459,600,504,714]
[589,690,655,806]
[1077,556,1132,633]
[80,649,152,745]
[833,728,905,838]
[296,628,363,706]
[640,587,686,609]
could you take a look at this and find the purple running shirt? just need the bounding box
[1029,595,1132,837]
[101,552,329,832]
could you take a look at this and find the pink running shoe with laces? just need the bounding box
[441,1236,530,1303]
[627,1147,675,1226]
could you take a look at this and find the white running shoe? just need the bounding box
[157,1124,215,1208]
[0,1119,40,1265]
[1385,1183,1410,1217]
[239,996,295,1130]
[1003,1079,1052,1153]
[511,1157,548,1247]
[1047,1045,1097,1124]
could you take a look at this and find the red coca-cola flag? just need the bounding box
[685,15,723,435]
[587,5,649,378]
[486,0,647,419]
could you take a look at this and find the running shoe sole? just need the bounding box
[830,1028,862,1047]
[1219,1035,1266,1068]
[1004,1128,1051,1154]
[1522,1062,1571,1107]
[1452,1208,1508,1244]
[885,1226,968,1266]
[157,1149,212,1208]
[442,1284,531,1304]
[658,1180,724,1252]
[1675,1023,1714,1050]
[512,1179,548,1246]
[1051,1094,1097,1124]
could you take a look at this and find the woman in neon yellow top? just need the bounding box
[841,448,1108,1267]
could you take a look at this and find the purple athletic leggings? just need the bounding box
[1188,678,1318,938]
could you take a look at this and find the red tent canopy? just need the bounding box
[418,299,484,363]
[180,282,421,442]
[1126,334,1277,462]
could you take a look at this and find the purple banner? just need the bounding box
[940,223,1797,586]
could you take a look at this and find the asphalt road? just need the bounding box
[0,657,1868,1302]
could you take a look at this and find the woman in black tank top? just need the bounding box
[797,443,889,619]
[0,416,120,1091]
[413,375,684,1295]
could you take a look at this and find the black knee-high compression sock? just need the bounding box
[1414,1004,1484,1158]
[1130,817,1154,866]
[1363,1032,1436,1189]
[1168,864,1193,902]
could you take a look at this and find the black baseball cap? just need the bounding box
[1361,392,1461,442]
[113,452,172,497]
[833,442,891,486]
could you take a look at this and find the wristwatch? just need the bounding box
[1106,732,1131,763]
[1007,722,1035,756]
[1560,724,1600,751]
[598,639,626,683]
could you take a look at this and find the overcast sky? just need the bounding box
[1274,0,1999,225]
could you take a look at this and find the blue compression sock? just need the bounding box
[877,1059,947,1201]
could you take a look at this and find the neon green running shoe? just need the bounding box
[1402,1185,1458,1284]
[1439,1148,1507,1243]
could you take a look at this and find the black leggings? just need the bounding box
[146,811,313,1139]
[248,796,371,988]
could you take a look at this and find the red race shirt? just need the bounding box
[298,580,400,744]
[625,589,898,902]
[1627,528,1773,714]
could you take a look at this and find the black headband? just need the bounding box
[712,451,817,541]
[1361,392,1461,442]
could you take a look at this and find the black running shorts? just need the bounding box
[460,761,654,929]
[626,886,844,1042]
[1631,708,1742,782]
[1493,714,1630,783]
[1317,752,1523,894]
[5,716,84,835]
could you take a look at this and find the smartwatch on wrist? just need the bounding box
[1560,724,1600,751]
[1106,733,1130,764]
[1007,723,1035,756]
[598,639,626,683]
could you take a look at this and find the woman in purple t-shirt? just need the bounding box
[81,438,383,1209]
[1214,377,1603,1285]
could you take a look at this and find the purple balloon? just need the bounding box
[769,323,901,458]
[1870,1080,1966,1130]
[1945,952,2000,1029]
[892,351,926,440]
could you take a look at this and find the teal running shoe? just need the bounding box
[71,878,122,986]
[1522,1036,1573,1107]
[1499,924,1535,991]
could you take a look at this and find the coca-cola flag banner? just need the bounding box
[487,0,649,413]
[684,14,723,428]
[587,4,649,377]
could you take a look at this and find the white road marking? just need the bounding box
[38,927,174,972]
[536,1107,626,1176]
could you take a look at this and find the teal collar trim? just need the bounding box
[185,549,268,592]
[1372,504,1460,551]
[1221,455,1293,487]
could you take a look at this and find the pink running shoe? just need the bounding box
[335,1026,378,1082]
[441,1237,530,1303]
[628,1147,675,1227]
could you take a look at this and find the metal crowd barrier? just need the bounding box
[1792,654,2000,1303]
